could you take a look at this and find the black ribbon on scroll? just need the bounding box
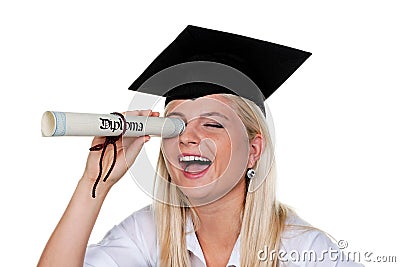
[89,112,127,198]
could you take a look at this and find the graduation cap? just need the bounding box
[128,25,311,115]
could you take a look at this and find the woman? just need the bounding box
[38,26,363,266]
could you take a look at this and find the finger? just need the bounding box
[124,110,140,117]
[140,109,152,117]
[123,135,150,167]
[90,136,106,146]
[120,135,137,148]
[125,109,154,118]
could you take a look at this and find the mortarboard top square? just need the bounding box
[128,25,311,115]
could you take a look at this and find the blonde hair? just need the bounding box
[153,94,290,266]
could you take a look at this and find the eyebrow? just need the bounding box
[199,112,229,121]
[166,111,229,121]
[166,112,185,118]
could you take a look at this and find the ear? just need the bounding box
[247,134,264,168]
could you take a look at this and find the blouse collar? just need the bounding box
[185,215,241,266]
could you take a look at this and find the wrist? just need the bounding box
[78,176,112,200]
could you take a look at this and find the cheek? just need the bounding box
[161,138,174,154]
[215,139,231,164]
[221,135,249,171]
[161,139,180,169]
[214,134,248,169]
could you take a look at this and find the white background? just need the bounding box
[1,1,399,266]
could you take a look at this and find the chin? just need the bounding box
[175,177,238,207]
[180,187,225,206]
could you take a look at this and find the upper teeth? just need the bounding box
[179,155,210,162]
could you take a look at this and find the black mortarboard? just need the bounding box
[128,25,311,115]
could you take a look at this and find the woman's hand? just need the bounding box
[82,110,160,194]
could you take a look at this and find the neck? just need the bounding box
[192,178,246,243]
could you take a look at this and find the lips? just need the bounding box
[178,154,212,178]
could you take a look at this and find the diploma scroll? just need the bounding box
[41,111,185,138]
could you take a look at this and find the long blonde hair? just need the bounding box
[153,94,289,266]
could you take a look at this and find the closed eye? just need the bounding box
[203,123,224,128]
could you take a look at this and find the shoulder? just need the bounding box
[279,212,364,266]
[118,204,157,242]
[281,212,319,249]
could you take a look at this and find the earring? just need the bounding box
[246,168,256,179]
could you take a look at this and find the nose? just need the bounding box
[179,121,201,146]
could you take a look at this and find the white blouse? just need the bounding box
[84,205,364,267]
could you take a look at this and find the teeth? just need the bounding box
[179,155,210,162]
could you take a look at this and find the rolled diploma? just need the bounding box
[41,111,185,138]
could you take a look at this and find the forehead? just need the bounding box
[166,94,236,118]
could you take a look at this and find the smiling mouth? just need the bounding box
[179,155,212,174]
